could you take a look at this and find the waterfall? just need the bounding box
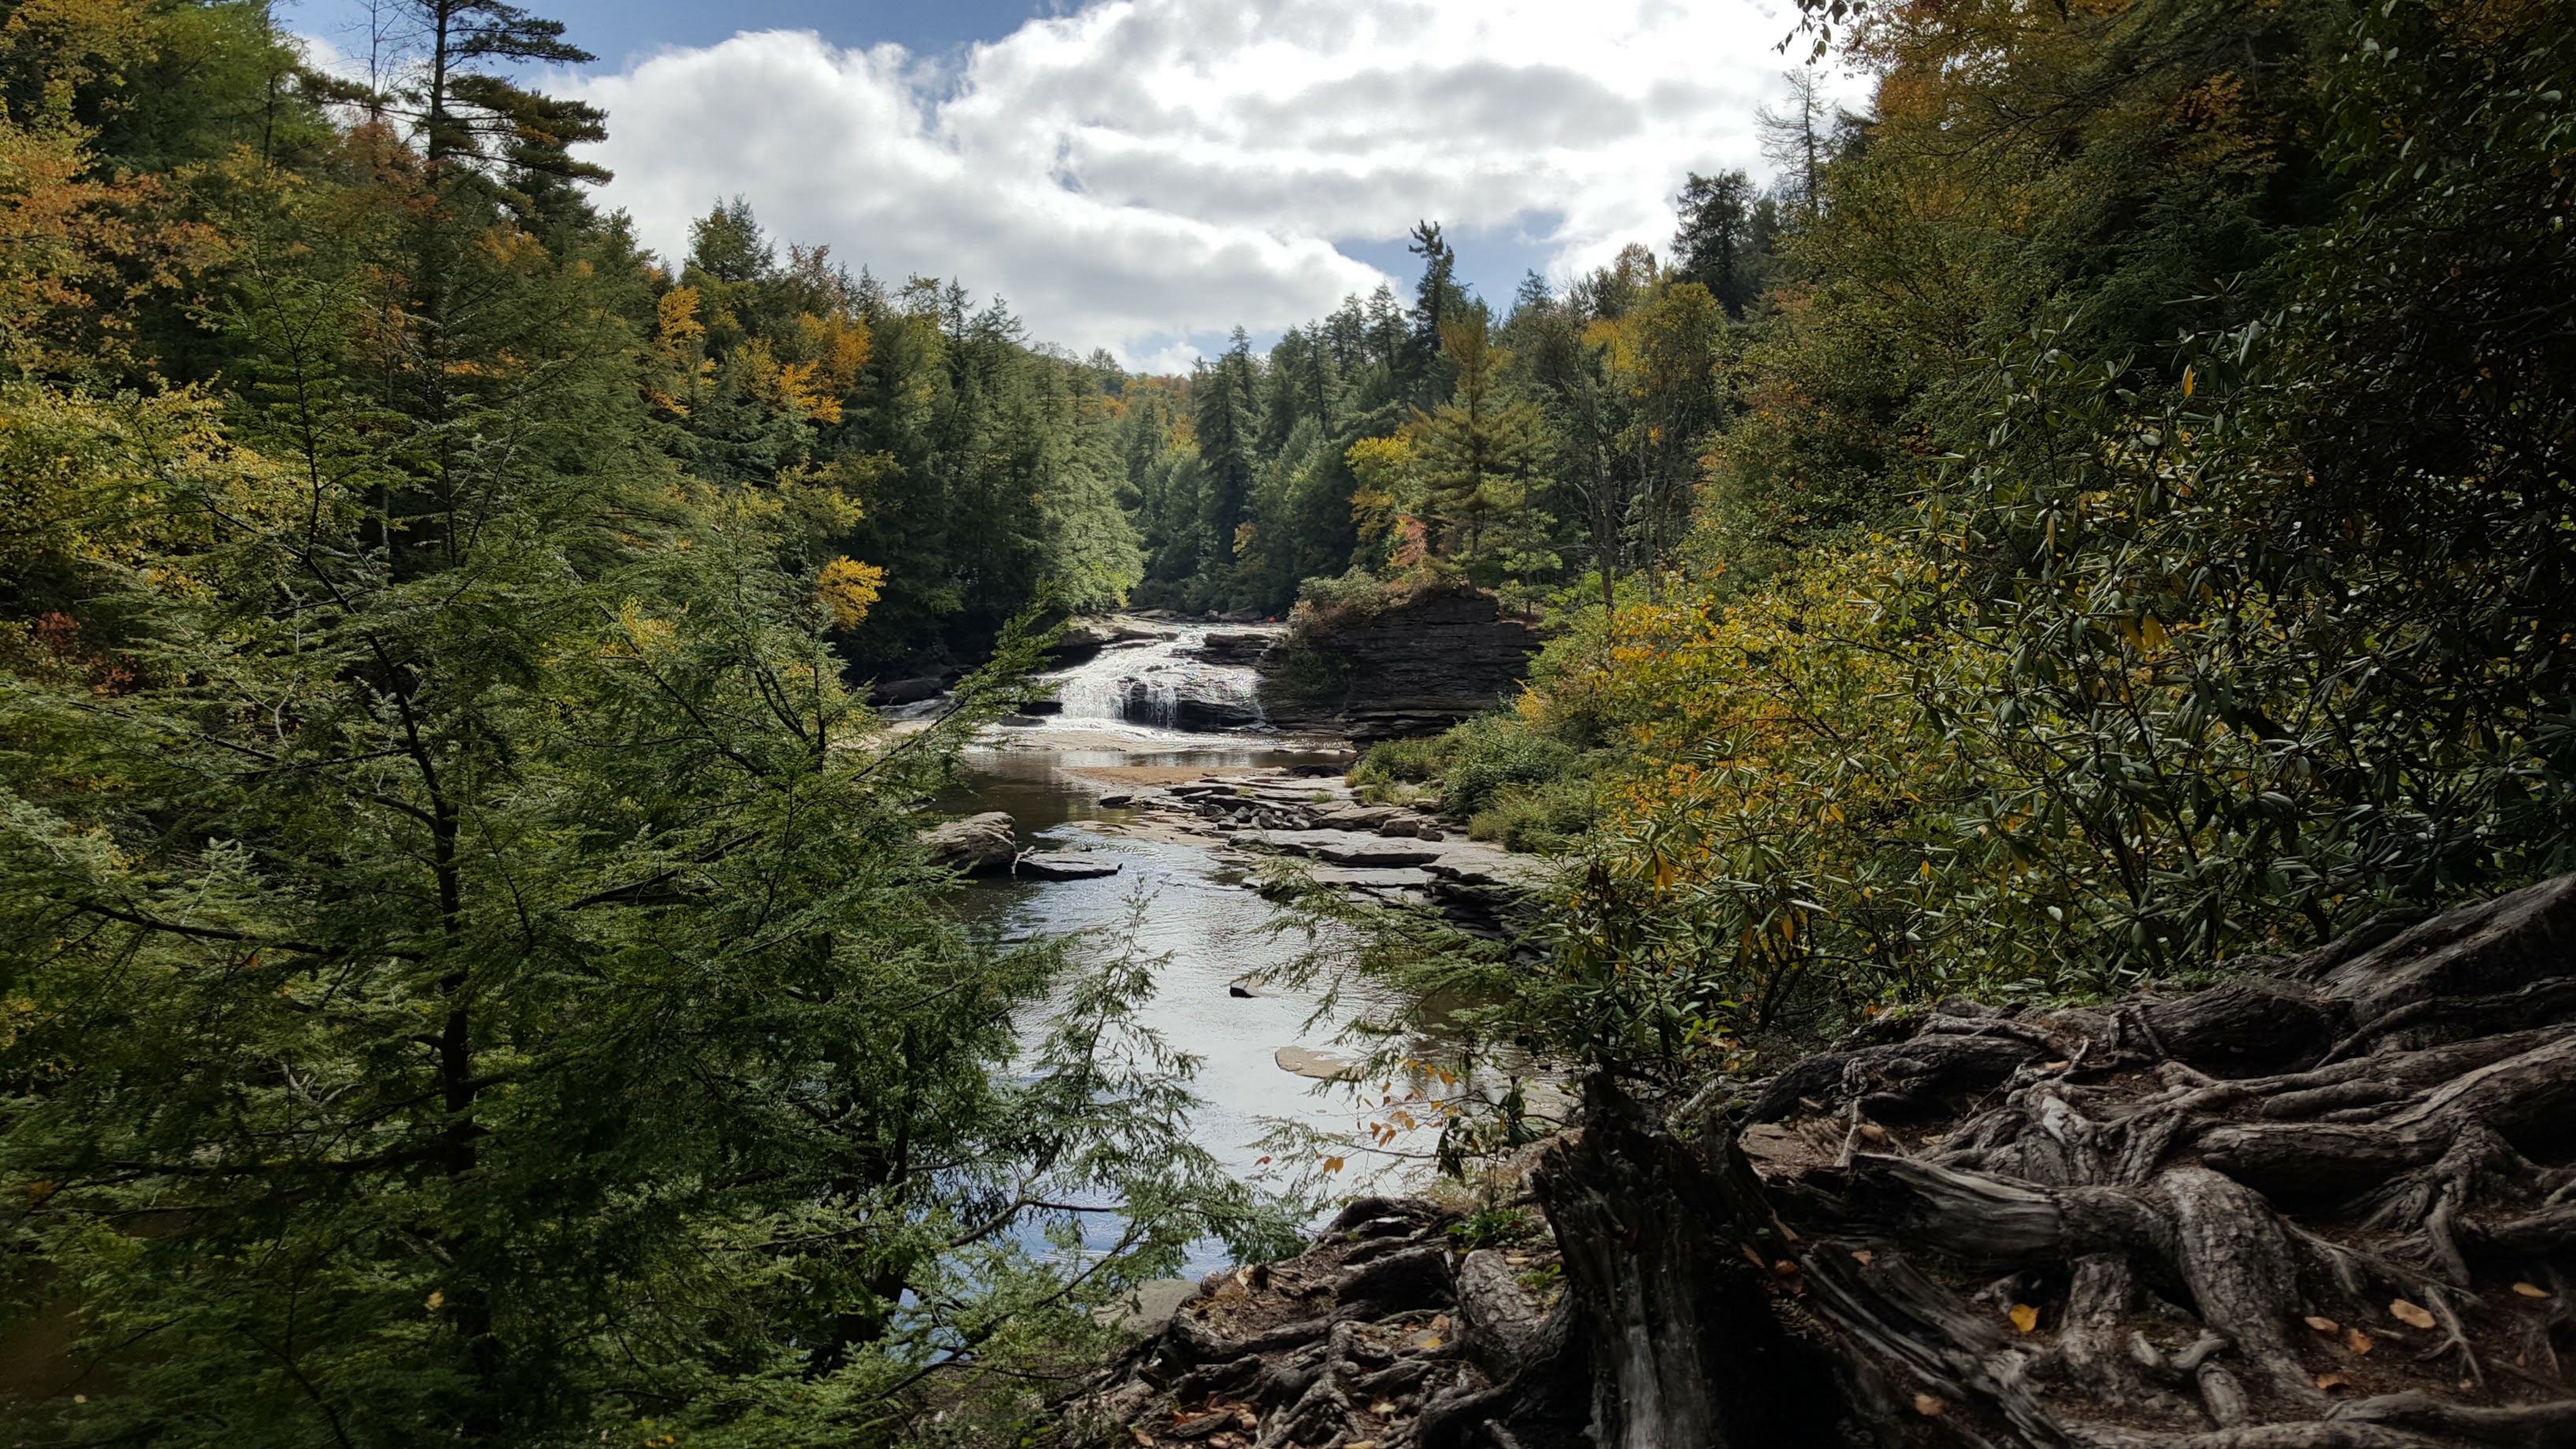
[1041,625,1270,731]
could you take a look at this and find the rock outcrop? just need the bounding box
[1053,618,1181,659]
[1260,590,1540,743]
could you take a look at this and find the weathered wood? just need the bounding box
[1533,1079,1859,1448]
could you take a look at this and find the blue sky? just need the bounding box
[287,1,1852,370]
[289,1,1064,69]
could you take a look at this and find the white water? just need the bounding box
[1042,624,1271,731]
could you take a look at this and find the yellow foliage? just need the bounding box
[655,287,706,348]
[793,310,871,394]
[817,556,886,631]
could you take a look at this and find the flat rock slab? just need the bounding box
[1017,852,1123,880]
[1275,1046,1361,1080]
[1315,841,1441,867]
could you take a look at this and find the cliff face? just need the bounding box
[1261,590,1541,742]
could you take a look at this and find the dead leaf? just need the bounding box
[2346,1329,2373,1355]
[2042,1060,2072,1071]
[1741,1245,1767,1269]
[2009,1304,2040,1333]
[1419,1335,1443,1350]
[1369,1401,1397,1416]
[2305,1316,2339,1335]
[2316,1372,2349,1391]
[2513,1282,2552,1299]
[1852,1249,1877,1267]
[1774,1260,1801,1278]
[1346,1442,1376,1449]
[1912,1394,1947,1417]
[1431,1314,1451,1331]
[2391,1299,2437,1330]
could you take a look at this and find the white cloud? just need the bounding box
[552,0,1853,366]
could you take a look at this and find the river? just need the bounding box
[941,623,1420,1276]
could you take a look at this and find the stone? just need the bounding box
[1276,1045,1361,1080]
[919,812,1015,871]
[1017,852,1121,881]
[1377,818,1421,838]
[870,675,947,706]
[1316,841,1441,868]
[1095,792,1136,808]
[1229,984,1256,998]
[1171,693,1261,731]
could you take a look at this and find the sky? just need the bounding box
[287,0,1860,373]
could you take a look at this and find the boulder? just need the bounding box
[870,676,947,706]
[918,811,1015,871]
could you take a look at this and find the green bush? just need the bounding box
[1436,715,1582,818]
[1470,781,1600,854]
[1351,713,1604,848]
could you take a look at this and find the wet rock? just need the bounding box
[918,811,1015,871]
[1017,852,1121,881]
[1275,1046,1361,1080]
[1095,792,1136,808]
[1229,984,1255,998]
[1171,693,1262,731]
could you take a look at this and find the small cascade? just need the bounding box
[1042,625,1271,732]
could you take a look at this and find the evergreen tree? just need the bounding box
[1672,170,1762,316]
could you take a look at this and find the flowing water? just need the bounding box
[1041,625,1267,730]
[945,627,1428,1275]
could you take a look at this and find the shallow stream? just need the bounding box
[945,627,1417,1275]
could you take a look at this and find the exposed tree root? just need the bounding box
[1079,877,2576,1449]
[1530,875,2576,1447]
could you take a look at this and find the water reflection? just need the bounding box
[942,743,1399,1277]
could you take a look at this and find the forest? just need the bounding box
[1,0,2570,1443]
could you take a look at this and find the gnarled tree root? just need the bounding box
[1526,875,2576,1448]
